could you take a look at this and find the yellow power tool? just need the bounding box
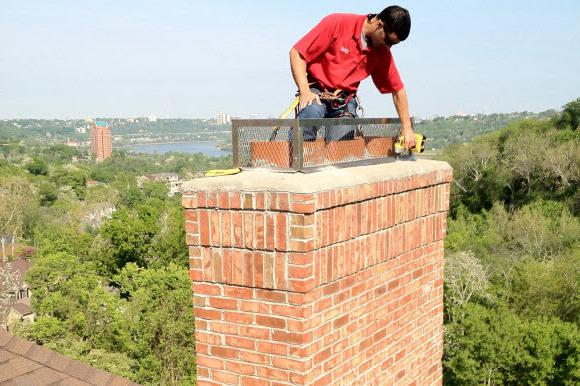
[394,133,426,155]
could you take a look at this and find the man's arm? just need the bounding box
[392,87,415,149]
[289,48,320,111]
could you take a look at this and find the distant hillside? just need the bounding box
[415,110,558,150]
[0,110,559,149]
[0,118,230,146]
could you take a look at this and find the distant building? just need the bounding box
[148,114,157,122]
[137,172,182,196]
[65,138,80,147]
[1,256,34,330]
[89,120,112,162]
[216,112,228,125]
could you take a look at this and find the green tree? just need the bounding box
[556,98,580,130]
[445,250,489,322]
[114,263,196,385]
[508,252,580,324]
[26,157,48,176]
[444,304,580,385]
[37,180,58,206]
[51,167,87,199]
[100,208,155,269]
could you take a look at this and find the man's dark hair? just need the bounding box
[374,5,411,41]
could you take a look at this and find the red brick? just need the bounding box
[257,341,288,356]
[244,212,255,249]
[266,214,276,251]
[239,300,269,314]
[254,252,264,287]
[182,195,197,209]
[224,286,253,299]
[255,213,265,249]
[255,192,265,209]
[221,211,232,247]
[275,213,287,250]
[232,212,243,248]
[255,288,285,303]
[196,332,222,345]
[239,325,270,340]
[271,304,304,318]
[243,251,254,287]
[223,311,253,324]
[192,283,221,296]
[209,298,238,310]
[225,336,255,350]
[289,264,313,279]
[226,361,256,375]
[197,191,207,207]
[212,370,239,384]
[207,191,218,207]
[272,331,302,344]
[256,315,286,329]
[313,374,332,386]
[199,210,210,246]
[197,354,224,370]
[241,352,270,365]
[263,253,274,288]
[218,191,229,209]
[241,377,269,386]
[278,192,289,211]
[242,193,254,209]
[272,357,307,371]
[195,308,222,320]
[257,366,289,382]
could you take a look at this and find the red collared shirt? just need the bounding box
[294,13,403,94]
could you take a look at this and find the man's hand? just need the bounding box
[392,88,415,149]
[290,48,322,111]
[401,125,416,149]
[298,90,321,111]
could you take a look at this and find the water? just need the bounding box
[123,142,230,157]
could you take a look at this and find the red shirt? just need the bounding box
[294,13,403,94]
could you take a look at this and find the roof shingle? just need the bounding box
[0,330,140,386]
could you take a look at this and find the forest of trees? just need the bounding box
[0,145,230,384]
[416,109,558,150]
[439,98,580,384]
[0,98,578,385]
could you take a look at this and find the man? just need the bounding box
[290,5,415,148]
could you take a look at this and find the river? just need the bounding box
[121,141,231,157]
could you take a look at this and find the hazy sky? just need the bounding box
[1,1,579,119]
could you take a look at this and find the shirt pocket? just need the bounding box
[327,38,358,66]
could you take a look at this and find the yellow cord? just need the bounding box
[279,97,299,119]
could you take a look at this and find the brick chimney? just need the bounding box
[182,159,452,385]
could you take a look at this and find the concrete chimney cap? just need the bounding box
[181,159,451,193]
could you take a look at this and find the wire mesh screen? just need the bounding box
[232,118,403,172]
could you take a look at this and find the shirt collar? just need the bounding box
[354,14,371,52]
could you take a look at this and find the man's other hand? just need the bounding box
[401,126,416,149]
[299,90,322,111]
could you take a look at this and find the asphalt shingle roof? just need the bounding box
[0,330,140,386]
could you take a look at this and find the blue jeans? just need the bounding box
[297,88,358,141]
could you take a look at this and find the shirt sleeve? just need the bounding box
[371,51,404,94]
[293,14,339,63]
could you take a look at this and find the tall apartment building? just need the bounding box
[89,121,112,162]
[216,112,231,125]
